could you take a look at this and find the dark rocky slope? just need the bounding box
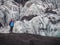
[0,33,60,45]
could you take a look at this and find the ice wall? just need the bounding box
[0,0,60,37]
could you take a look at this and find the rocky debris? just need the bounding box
[45,8,57,14]
[0,33,60,45]
[21,15,37,21]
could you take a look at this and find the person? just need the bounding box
[0,23,3,28]
[9,19,14,33]
[4,15,6,26]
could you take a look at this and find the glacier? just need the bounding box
[0,0,60,37]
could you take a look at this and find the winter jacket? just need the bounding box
[9,21,14,27]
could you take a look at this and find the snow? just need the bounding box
[0,0,60,37]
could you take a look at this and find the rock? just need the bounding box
[0,33,60,45]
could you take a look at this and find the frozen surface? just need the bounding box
[0,0,60,37]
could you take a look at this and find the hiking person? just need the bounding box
[9,19,14,33]
[0,23,3,28]
[4,15,6,26]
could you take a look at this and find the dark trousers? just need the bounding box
[0,23,3,28]
[10,26,13,33]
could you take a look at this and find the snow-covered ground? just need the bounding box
[0,0,60,37]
